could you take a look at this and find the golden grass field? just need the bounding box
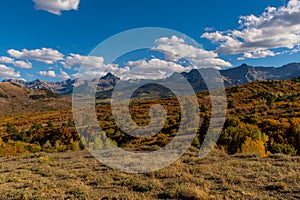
[0,148,299,200]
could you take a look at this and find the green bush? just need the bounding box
[191,136,201,149]
[0,140,41,156]
[271,143,297,156]
[24,143,42,153]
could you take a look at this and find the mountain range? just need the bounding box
[3,62,300,96]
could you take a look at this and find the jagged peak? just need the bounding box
[101,72,119,80]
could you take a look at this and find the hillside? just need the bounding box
[93,77,300,155]
[0,82,71,116]
[1,76,300,157]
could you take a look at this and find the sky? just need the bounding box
[0,0,300,81]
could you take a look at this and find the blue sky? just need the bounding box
[0,0,299,81]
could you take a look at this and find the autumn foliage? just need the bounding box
[1,77,300,156]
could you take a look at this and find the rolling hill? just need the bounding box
[0,82,71,116]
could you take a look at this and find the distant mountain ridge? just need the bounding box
[3,62,300,95]
[221,62,300,86]
[3,73,120,95]
[2,78,66,94]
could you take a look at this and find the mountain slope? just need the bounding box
[221,62,300,86]
[0,82,71,116]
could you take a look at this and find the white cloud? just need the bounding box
[61,53,105,69]
[237,50,277,60]
[69,54,110,80]
[0,64,20,78]
[33,0,80,15]
[72,35,232,80]
[63,54,124,80]
[72,70,107,80]
[121,58,187,80]
[0,56,14,64]
[13,61,32,69]
[201,0,300,59]
[104,64,129,77]
[8,48,64,64]
[57,69,71,80]
[38,70,56,78]
[73,63,123,80]
[155,35,231,69]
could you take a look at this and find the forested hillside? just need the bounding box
[1,77,300,156]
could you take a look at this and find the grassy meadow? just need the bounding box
[0,148,299,200]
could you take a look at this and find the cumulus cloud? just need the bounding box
[8,48,64,64]
[33,0,80,15]
[155,35,231,69]
[57,69,71,80]
[61,53,106,69]
[0,55,32,69]
[13,61,32,69]
[38,70,56,78]
[201,0,300,59]
[71,35,231,80]
[62,53,128,80]
[68,54,110,80]
[237,50,277,60]
[121,58,187,80]
[0,64,20,78]
[0,33,231,81]
[0,56,14,64]
[104,64,129,77]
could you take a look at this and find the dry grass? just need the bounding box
[0,148,299,199]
